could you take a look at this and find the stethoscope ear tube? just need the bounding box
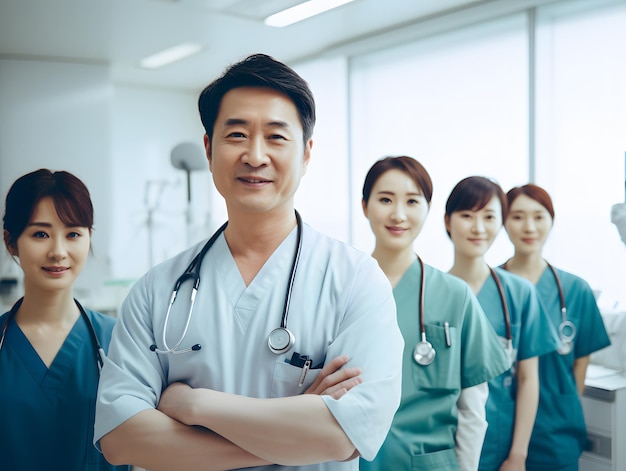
[0,297,105,374]
[414,257,436,366]
[150,211,303,356]
[547,263,575,355]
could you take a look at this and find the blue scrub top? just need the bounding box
[0,306,130,471]
[477,267,559,471]
[361,260,510,471]
[525,267,610,470]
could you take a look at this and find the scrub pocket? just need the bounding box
[270,359,322,398]
[411,447,458,470]
[412,323,460,391]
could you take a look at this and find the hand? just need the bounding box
[157,382,197,425]
[305,355,362,399]
[499,454,526,471]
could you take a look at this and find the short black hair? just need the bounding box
[198,53,316,146]
[3,169,94,251]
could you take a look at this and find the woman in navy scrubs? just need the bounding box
[0,169,129,471]
[503,183,610,471]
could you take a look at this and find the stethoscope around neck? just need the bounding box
[0,297,105,372]
[546,262,575,355]
[414,260,513,366]
[149,211,303,355]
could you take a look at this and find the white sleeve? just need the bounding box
[455,382,489,471]
[320,256,404,462]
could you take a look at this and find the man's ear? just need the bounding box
[204,134,212,172]
[301,138,313,176]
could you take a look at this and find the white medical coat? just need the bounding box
[95,222,403,470]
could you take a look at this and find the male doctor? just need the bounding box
[94,53,403,470]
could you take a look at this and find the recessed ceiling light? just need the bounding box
[264,0,355,28]
[139,43,203,69]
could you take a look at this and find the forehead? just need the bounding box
[374,169,422,193]
[29,197,58,220]
[510,194,548,212]
[218,87,301,127]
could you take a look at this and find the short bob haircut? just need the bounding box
[362,156,433,205]
[198,53,316,146]
[445,176,508,222]
[506,183,555,220]
[3,169,94,252]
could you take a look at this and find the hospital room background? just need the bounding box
[1,0,626,467]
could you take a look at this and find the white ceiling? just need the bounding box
[0,0,489,92]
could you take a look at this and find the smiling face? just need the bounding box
[446,195,502,259]
[504,193,553,256]
[12,197,91,295]
[362,168,430,254]
[205,86,312,218]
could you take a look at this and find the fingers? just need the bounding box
[324,376,363,399]
[305,355,348,393]
[304,355,362,397]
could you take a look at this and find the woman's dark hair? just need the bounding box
[444,176,507,238]
[198,53,316,145]
[506,183,555,220]
[362,156,433,205]
[3,169,93,251]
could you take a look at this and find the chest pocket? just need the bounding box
[411,323,460,391]
[270,359,322,398]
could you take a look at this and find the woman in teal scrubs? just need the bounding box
[444,176,559,471]
[0,169,129,471]
[503,183,610,471]
[360,157,510,471]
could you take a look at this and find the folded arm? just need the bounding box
[100,408,270,470]
[158,383,356,465]
[101,355,361,469]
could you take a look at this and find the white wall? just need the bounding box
[0,59,216,312]
[109,84,213,280]
[0,59,112,294]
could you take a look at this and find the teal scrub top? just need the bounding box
[526,267,610,470]
[477,267,560,471]
[0,307,130,471]
[360,260,510,471]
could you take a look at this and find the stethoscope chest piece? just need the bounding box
[557,319,576,355]
[414,338,436,366]
[268,327,295,354]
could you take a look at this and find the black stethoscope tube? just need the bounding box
[546,262,575,354]
[150,211,303,355]
[415,261,511,366]
[0,297,105,372]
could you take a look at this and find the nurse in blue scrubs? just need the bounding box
[445,176,559,471]
[360,157,510,471]
[503,183,610,471]
[0,169,129,471]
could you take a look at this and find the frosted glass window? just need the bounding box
[535,0,626,308]
[349,14,528,271]
[294,57,350,242]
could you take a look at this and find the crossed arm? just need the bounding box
[101,356,362,471]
